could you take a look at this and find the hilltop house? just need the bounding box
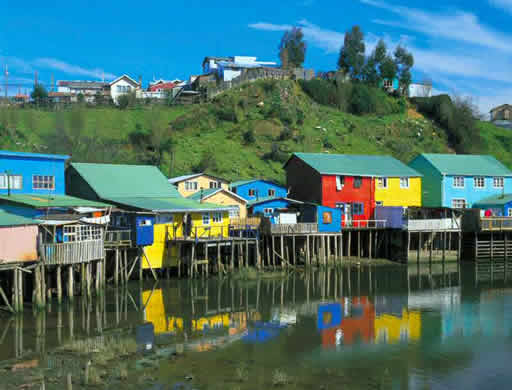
[408,154,512,209]
[57,80,109,103]
[169,173,229,197]
[284,153,422,226]
[229,180,288,202]
[490,104,512,129]
[109,75,142,104]
[66,163,232,269]
[187,188,247,219]
[202,56,277,82]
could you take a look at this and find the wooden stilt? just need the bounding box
[12,269,18,312]
[95,261,101,292]
[334,235,338,262]
[190,244,195,278]
[348,231,352,258]
[256,239,261,269]
[230,240,235,271]
[429,232,433,265]
[442,231,446,263]
[271,236,276,269]
[266,238,271,270]
[57,266,62,305]
[245,239,249,267]
[115,250,119,286]
[357,231,361,259]
[406,232,410,263]
[280,235,284,269]
[306,235,310,266]
[292,236,296,266]
[327,236,331,263]
[369,231,373,260]
[217,242,221,273]
[68,265,74,300]
[417,232,421,263]
[124,249,129,283]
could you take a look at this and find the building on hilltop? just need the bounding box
[490,104,512,129]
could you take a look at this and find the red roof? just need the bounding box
[148,82,176,92]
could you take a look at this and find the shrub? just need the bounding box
[279,127,293,141]
[350,84,375,115]
[243,129,256,144]
[264,143,288,163]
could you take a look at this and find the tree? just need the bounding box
[279,27,306,69]
[361,56,379,86]
[77,93,85,104]
[31,83,48,106]
[338,26,365,80]
[94,91,105,106]
[380,55,398,82]
[394,46,414,92]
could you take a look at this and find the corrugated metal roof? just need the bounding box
[168,173,202,184]
[289,153,421,177]
[247,197,303,207]
[71,163,181,199]
[187,188,221,200]
[107,196,233,213]
[229,179,284,189]
[474,194,512,206]
[0,150,69,160]
[419,154,512,176]
[0,209,38,227]
[0,194,109,208]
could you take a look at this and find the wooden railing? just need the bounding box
[481,217,512,231]
[230,217,261,228]
[345,220,387,229]
[271,223,318,234]
[42,240,104,265]
[105,229,132,246]
[406,218,461,232]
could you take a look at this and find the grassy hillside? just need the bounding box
[0,79,510,183]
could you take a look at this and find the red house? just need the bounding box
[284,153,419,227]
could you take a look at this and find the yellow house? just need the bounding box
[374,309,421,344]
[169,173,229,197]
[374,176,422,207]
[187,188,248,219]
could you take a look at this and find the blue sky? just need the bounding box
[2,0,512,114]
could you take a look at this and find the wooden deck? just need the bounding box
[42,240,104,265]
[104,229,132,247]
[480,217,512,232]
[406,218,461,232]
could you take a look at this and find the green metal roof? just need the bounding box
[107,196,233,213]
[0,209,38,227]
[0,194,109,208]
[71,163,182,199]
[247,196,303,207]
[229,179,282,189]
[289,153,421,177]
[474,194,512,207]
[187,188,221,201]
[418,154,512,176]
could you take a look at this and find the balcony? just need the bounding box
[406,218,461,232]
[105,229,132,247]
[270,223,319,234]
[42,239,104,265]
[480,217,512,232]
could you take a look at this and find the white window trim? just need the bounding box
[451,198,467,209]
[473,176,485,189]
[248,189,256,197]
[263,208,274,215]
[336,176,344,191]
[0,174,23,190]
[212,212,223,223]
[493,177,504,189]
[378,177,388,189]
[185,181,198,191]
[400,177,409,189]
[508,208,512,217]
[202,213,210,225]
[32,175,55,190]
[453,176,465,189]
[268,189,276,197]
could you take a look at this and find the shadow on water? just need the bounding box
[0,261,512,389]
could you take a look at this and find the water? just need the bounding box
[1,263,512,389]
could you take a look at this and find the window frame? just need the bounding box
[508,208,512,217]
[474,176,485,189]
[352,202,364,215]
[202,213,210,225]
[353,176,362,189]
[377,177,388,189]
[0,174,23,190]
[493,176,504,189]
[453,176,465,188]
[400,177,410,189]
[212,212,222,223]
[263,208,274,215]
[336,175,344,191]
[185,181,198,191]
[451,198,467,209]
[248,189,256,197]
[268,189,276,197]
[32,175,55,190]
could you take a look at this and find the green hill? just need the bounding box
[0,79,510,183]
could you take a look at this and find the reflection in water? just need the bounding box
[2,262,512,389]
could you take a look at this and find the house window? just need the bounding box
[400,177,409,189]
[493,177,504,189]
[185,181,198,191]
[202,213,210,225]
[210,181,220,189]
[377,177,388,189]
[353,177,362,189]
[451,199,467,209]
[268,189,276,197]
[336,176,344,191]
[322,212,333,224]
[229,207,240,218]
[155,214,173,224]
[63,225,102,242]
[352,203,364,215]
[335,203,345,213]
[474,177,485,189]
[0,174,22,189]
[453,176,465,188]
[508,208,512,217]
[248,189,256,197]
[212,212,222,223]
[383,79,393,89]
[263,208,274,215]
[33,175,55,190]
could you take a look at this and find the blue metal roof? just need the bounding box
[0,150,69,160]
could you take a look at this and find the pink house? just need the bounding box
[0,210,39,263]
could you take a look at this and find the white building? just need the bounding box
[202,56,277,82]
[57,80,109,103]
[109,75,142,104]
[408,82,433,98]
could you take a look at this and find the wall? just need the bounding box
[0,225,38,262]
[317,206,342,233]
[321,175,374,225]
[251,199,290,219]
[176,175,228,196]
[374,177,422,207]
[285,156,323,204]
[408,155,443,207]
[409,83,432,98]
[232,181,287,202]
[143,210,230,269]
[110,78,139,104]
[443,176,512,208]
[204,191,247,219]
[374,310,421,344]
[0,155,66,195]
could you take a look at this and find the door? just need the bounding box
[345,204,352,226]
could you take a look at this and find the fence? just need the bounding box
[270,223,318,234]
[345,220,387,229]
[406,218,461,232]
[42,240,104,265]
[105,229,132,246]
[480,217,512,231]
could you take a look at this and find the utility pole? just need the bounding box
[51,73,54,91]
[4,64,8,99]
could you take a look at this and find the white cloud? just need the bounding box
[488,0,512,13]
[361,0,512,53]
[34,58,116,79]
[250,20,344,53]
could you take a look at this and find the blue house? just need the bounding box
[229,179,287,202]
[379,78,399,92]
[247,197,298,221]
[473,195,512,217]
[409,154,512,209]
[0,150,68,196]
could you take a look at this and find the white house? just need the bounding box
[57,80,109,103]
[109,75,142,104]
[408,82,433,98]
[202,56,277,82]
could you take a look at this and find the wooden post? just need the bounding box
[256,239,261,269]
[334,235,338,262]
[340,234,343,261]
[217,242,221,273]
[190,244,195,278]
[417,232,421,263]
[245,239,249,267]
[95,261,101,292]
[457,232,462,262]
[490,231,494,261]
[357,231,361,259]
[13,269,18,312]
[292,236,296,265]
[369,231,373,260]
[230,240,235,271]
[68,265,74,300]
[406,232,410,263]
[442,231,446,263]
[57,266,62,305]
[327,236,331,263]
[87,263,92,299]
[115,250,119,286]
[205,243,209,277]
[124,249,129,283]
[271,236,276,268]
[306,235,310,266]
[266,238,271,270]
[429,232,433,265]
[280,235,285,269]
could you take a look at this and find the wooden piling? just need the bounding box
[280,235,284,269]
[68,265,74,300]
[369,231,373,260]
[348,231,352,258]
[115,250,119,286]
[306,235,310,266]
[57,266,62,305]
[292,236,296,265]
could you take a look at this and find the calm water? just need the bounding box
[1,262,512,389]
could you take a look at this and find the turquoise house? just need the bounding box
[379,78,399,92]
[408,154,512,208]
[474,195,512,217]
